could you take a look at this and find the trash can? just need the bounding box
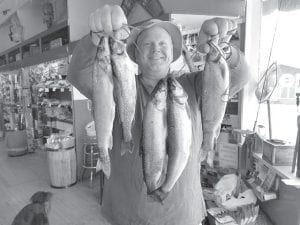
[6,130,28,157]
[47,146,77,188]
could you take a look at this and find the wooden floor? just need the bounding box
[0,140,111,225]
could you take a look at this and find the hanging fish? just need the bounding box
[201,41,230,167]
[92,36,115,179]
[152,77,192,202]
[141,79,168,198]
[110,34,137,155]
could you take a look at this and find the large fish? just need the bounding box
[141,79,168,198]
[92,36,115,179]
[110,36,137,155]
[201,42,230,167]
[152,77,192,202]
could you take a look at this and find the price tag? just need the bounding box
[59,75,62,79]
[61,88,64,92]
[53,87,56,91]
[45,88,49,92]
[39,88,44,92]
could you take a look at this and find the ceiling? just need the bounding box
[160,0,245,17]
[0,0,246,27]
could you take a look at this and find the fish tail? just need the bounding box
[120,140,134,156]
[148,187,168,203]
[202,132,215,153]
[98,149,111,178]
[206,150,215,168]
[121,121,133,143]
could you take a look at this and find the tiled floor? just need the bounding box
[0,140,111,225]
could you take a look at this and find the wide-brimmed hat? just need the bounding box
[126,19,182,63]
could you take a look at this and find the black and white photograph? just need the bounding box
[0,0,299,224]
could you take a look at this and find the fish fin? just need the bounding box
[185,103,192,119]
[215,126,221,138]
[96,158,101,173]
[99,150,111,178]
[109,135,113,150]
[139,128,144,157]
[121,122,133,143]
[199,149,208,162]
[206,150,214,168]
[139,143,143,158]
[148,188,168,203]
[121,140,134,156]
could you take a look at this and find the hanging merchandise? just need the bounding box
[8,13,24,43]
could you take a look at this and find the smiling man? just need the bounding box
[68,4,250,225]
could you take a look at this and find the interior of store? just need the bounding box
[0,0,300,225]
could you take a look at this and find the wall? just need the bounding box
[0,0,68,54]
[68,0,122,43]
[261,180,300,225]
[0,0,47,53]
[241,0,261,131]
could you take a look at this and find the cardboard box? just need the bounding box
[29,44,40,55]
[50,38,62,49]
[262,139,294,166]
[217,142,239,170]
[207,207,238,225]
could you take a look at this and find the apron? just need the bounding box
[101,72,206,225]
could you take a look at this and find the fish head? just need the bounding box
[109,37,126,55]
[151,79,167,110]
[96,37,111,68]
[167,77,188,105]
[97,36,110,57]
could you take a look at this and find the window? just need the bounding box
[256,7,300,144]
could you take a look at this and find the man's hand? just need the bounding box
[89,5,129,46]
[197,18,237,56]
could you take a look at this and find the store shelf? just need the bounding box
[35,86,72,92]
[253,153,296,179]
[0,42,77,72]
[0,21,78,73]
[45,120,73,132]
[244,178,277,202]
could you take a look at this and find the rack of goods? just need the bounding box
[29,57,73,146]
[0,70,28,156]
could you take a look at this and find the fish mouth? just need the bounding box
[109,37,125,55]
[167,77,177,91]
[150,79,167,97]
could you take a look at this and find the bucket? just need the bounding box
[47,147,77,188]
[6,130,28,157]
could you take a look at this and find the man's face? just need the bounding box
[135,26,173,80]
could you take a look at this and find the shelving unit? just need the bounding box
[0,71,25,131]
[28,57,73,145]
[252,152,296,179]
[0,18,77,151]
[244,151,299,202]
[0,21,77,73]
